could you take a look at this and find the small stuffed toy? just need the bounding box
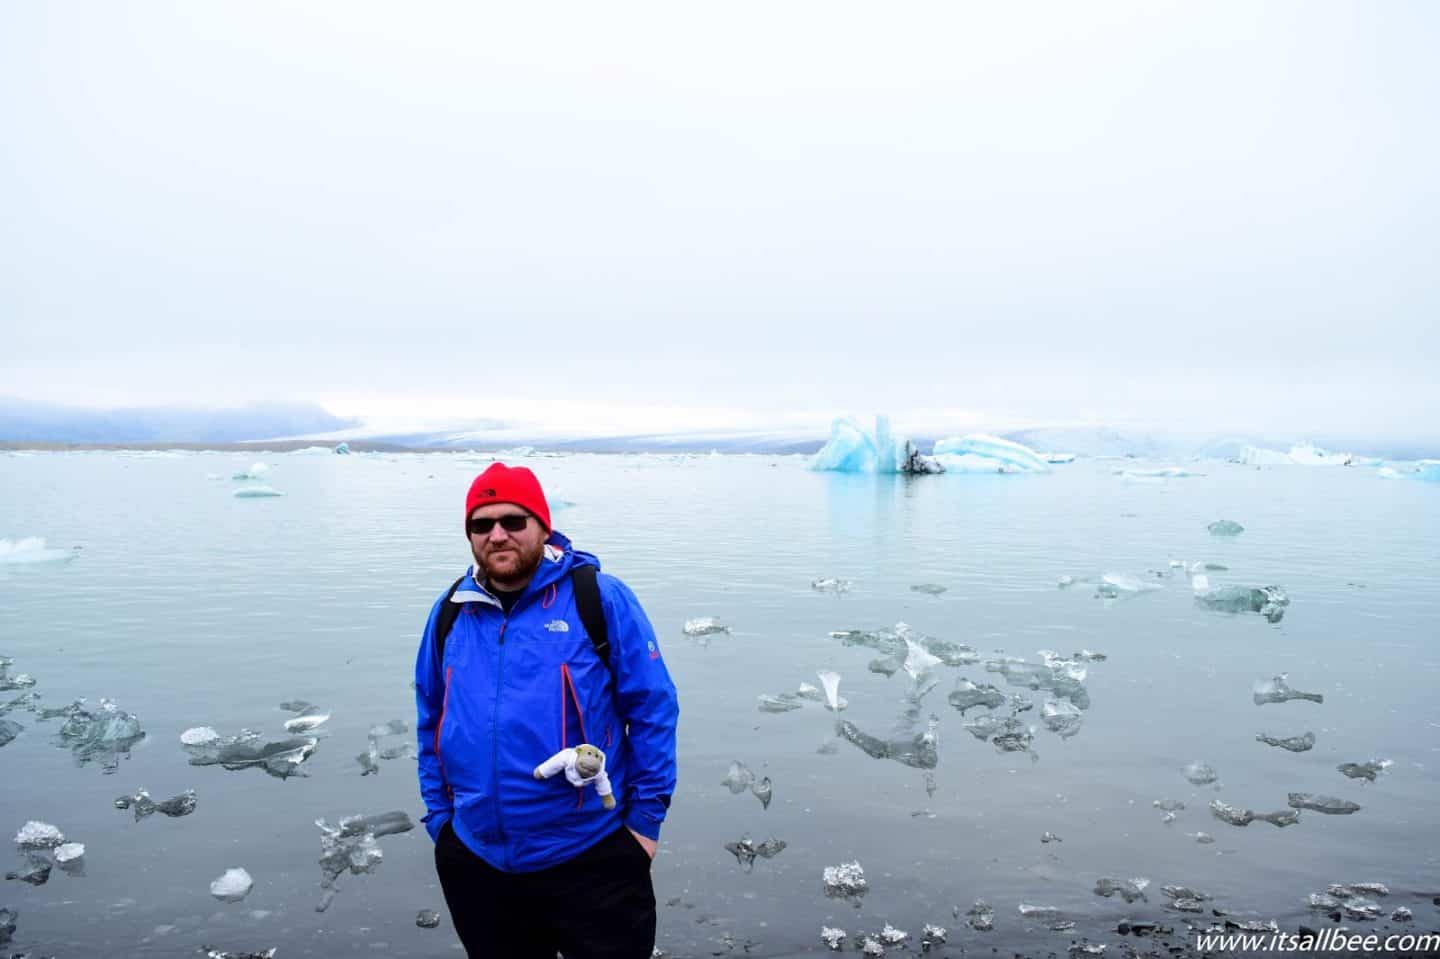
[533,743,616,809]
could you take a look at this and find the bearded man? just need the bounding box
[415,462,679,958]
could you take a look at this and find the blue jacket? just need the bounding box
[415,531,679,873]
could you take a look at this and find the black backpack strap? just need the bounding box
[570,564,610,665]
[433,575,468,666]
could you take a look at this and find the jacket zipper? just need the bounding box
[491,618,509,870]
[435,666,455,801]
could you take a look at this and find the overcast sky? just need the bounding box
[2,2,1436,440]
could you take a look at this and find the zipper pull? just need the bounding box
[498,621,508,644]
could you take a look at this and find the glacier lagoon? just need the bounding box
[1,449,1438,956]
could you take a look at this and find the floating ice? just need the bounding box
[1041,831,1062,843]
[1043,452,1077,464]
[209,867,254,903]
[5,857,51,885]
[185,730,318,779]
[682,617,729,637]
[964,899,994,931]
[1253,675,1324,706]
[984,659,1090,709]
[822,860,868,905]
[932,434,1051,474]
[0,537,76,565]
[1257,731,1315,752]
[1161,885,1211,903]
[315,810,414,910]
[283,712,330,733]
[795,682,824,702]
[811,577,852,593]
[1209,800,1254,826]
[1040,700,1083,739]
[180,726,220,746]
[902,639,942,681]
[1017,903,1074,931]
[816,670,847,711]
[280,700,318,714]
[721,761,755,794]
[868,654,901,677]
[1207,520,1245,536]
[416,910,440,929]
[1240,443,1358,467]
[1153,799,1185,813]
[1192,577,1289,623]
[114,788,198,820]
[820,926,847,950]
[0,689,40,716]
[811,415,928,474]
[202,948,276,959]
[1094,877,1149,903]
[233,486,284,498]
[0,905,12,944]
[1183,761,1218,786]
[910,583,947,595]
[1288,793,1361,815]
[367,718,409,738]
[53,842,85,871]
[1391,907,1413,922]
[831,622,978,665]
[944,676,1002,714]
[992,725,1036,758]
[1337,759,1391,782]
[0,719,20,747]
[723,835,786,872]
[1095,573,1162,601]
[835,719,938,769]
[232,463,270,480]
[334,442,351,455]
[1189,832,1215,844]
[878,924,909,946]
[756,694,803,713]
[962,715,1022,741]
[752,777,773,810]
[14,821,63,848]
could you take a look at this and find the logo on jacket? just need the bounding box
[648,640,661,660]
[544,620,570,633]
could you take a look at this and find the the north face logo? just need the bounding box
[545,620,570,633]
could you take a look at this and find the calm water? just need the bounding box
[1,450,1437,957]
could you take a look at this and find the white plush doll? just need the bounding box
[533,743,616,809]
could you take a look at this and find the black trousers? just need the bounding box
[434,821,657,959]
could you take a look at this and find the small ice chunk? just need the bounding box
[1161,885,1211,902]
[0,536,76,565]
[1195,583,1290,623]
[1184,761,1218,786]
[1391,907,1413,922]
[202,948,276,959]
[5,858,51,885]
[180,726,221,746]
[1254,808,1301,827]
[868,654,901,677]
[209,867,254,902]
[820,926,847,950]
[1018,903,1073,930]
[53,842,85,863]
[947,678,1006,714]
[1094,877,1150,903]
[902,639,942,680]
[822,860,868,904]
[910,584,947,595]
[367,718,408,737]
[1189,832,1215,844]
[756,694,803,713]
[1330,882,1389,898]
[682,617,729,636]
[1253,675,1324,705]
[816,670,847,711]
[279,700,317,714]
[1209,800,1255,826]
[0,905,14,944]
[878,923,909,945]
[795,682,824,701]
[0,719,21,747]
[1074,649,1107,662]
[53,698,146,772]
[836,719,938,769]
[1095,573,1162,600]
[1154,799,1185,812]
[14,821,64,848]
[232,462,270,480]
[187,732,318,779]
[1041,831,1062,843]
[1257,731,1315,752]
[1208,520,1244,536]
[315,810,415,908]
[284,712,330,733]
[1040,700,1083,738]
[233,486,284,498]
[964,899,994,931]
[723,834,786,872]
[811,577,852,593]
[920,924,947,950]
[416,910,441,929]
[751,776,772,810]
[1337,759,1391,782]
[115,787,198,820]
[721,761,755,794]
[1288,793,1361,815]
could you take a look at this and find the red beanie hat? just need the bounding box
[465,463,551,532]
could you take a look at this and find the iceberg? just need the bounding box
[233,486,284,498]
[209,867,254,902]
[232,462,271,480]
[932,434,1051,473]
[0,537,76,565]
[810,415,940,474]
[1240,442,1361,466]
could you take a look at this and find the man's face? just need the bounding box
[468,503,547,589]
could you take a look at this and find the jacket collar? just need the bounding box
[450,531,578,608]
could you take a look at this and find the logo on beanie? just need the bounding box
[477,488,496,497]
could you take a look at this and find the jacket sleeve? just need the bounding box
[601,575,679,842]
[415,593,453,842]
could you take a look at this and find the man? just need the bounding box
[415,462,679,958]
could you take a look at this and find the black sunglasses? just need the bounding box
[467,514,531,536]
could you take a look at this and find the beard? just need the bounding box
[475,537,545,589]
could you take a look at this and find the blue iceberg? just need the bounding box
[810,416,940,474]
[932,434,1051,474]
